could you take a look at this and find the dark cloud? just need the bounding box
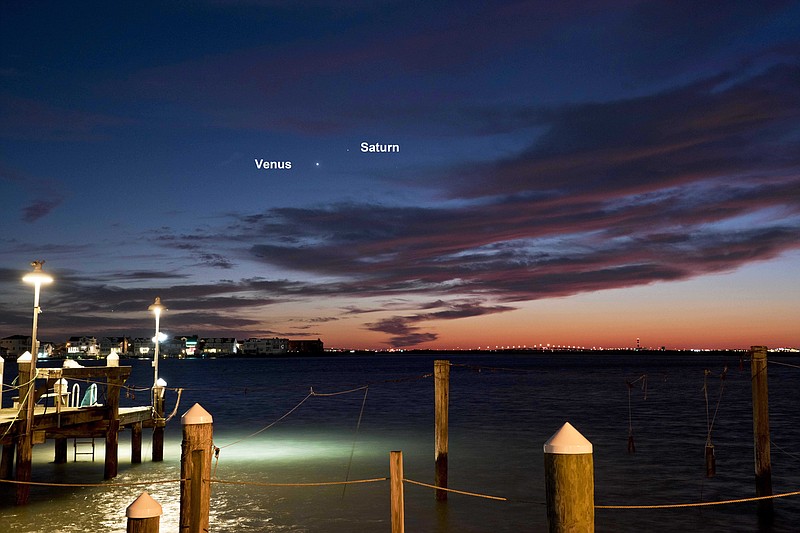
[365,301,516,348]
[21,197,62,222]
[209,66,800,312]
[448,63,800,199]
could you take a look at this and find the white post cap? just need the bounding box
[107,353,119,367]
[126,491,163,518]
[544,422,593,454]
[182,403,213,425]
[17,351,32,363]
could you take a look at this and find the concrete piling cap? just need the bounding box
[544,421,593,454]
[182,402,213,425]
[126,491,163,518]
[17,351,32,363]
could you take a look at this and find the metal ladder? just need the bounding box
[73,438,96,461]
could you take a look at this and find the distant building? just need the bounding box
[65,336,100,357]
[201,337,238,356]
[181,336,199,357]
[98,336,134,356]
[132,337,153,357]
[160,336,185,357]
[241,337,289,355]
[288,339,324,354]
[0,335,31,356]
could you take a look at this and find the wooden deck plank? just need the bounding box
[0,406,153,445]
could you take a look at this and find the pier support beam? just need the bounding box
[104,376,124,480]
[1,443,15,479]
[751,345,773,524]
[54,437,68,464]
[131,422,143,464]
[434,360,449,501]
[152,387,165,462]
[180,404,213,533]
[15,354,34,505]
[544,422,594,533]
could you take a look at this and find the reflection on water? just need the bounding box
[1,354,799,532]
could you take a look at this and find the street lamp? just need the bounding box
[23,260,53,360]
[22,260,53,436]
[148,296,166,396]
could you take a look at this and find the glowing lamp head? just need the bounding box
[148,296,166,316]
[23,260,53,285]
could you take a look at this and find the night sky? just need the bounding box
[2,1,799,350]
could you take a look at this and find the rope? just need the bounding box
[0,378,37,441]
[164,388,183,423]
[311,385,369,397]
[342,386,369,498]
[0,478,183,487]
[596,489,800,509]
[769,360,800,370]
[403,478,507,501]
[450,363,545,374]
[217,391,313,450]
[216,383,379,451]
[210,477,387,487]
[625,374,646,453]
[771,439,800,462]
[704,366,727,447]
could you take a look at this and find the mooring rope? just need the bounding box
[163,388,183,423]
[768,359,800,370]
[771,439,800,462]
[210,477,388,487]
[596,489,800,509]
[449,363,545,374]
[342,386,369,499]
[0,478,183,487]
[217,391,314,450]
[625,374,647,453]
[310,384,369,396]
[403,478,508,501]
[0,379,37,441]
[703,366,727,447]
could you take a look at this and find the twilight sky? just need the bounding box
[1,1,799,350]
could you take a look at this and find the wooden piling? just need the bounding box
[1,443,14,479]
[390,450,404,533]
[104,376,123,479]
[434,359,449,501]
[180,403,213,533]
[544,422,594,533]
[152,390,165,462]
[750,345,773,523]
[0,355,4,408]
[14,353,34,505]
[54,437,68,464]
[126,491,162,533]
[131,422,143,464]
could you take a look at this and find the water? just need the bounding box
[1,353,799,532]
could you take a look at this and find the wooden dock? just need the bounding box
[0,364,162,505]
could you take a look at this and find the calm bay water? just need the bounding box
[2,353,799,532]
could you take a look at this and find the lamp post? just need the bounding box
[148,297,166,397]
[22,261,53,427]
[23,261,53,360]
[148,297,166,462]
[16,260,53,504]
